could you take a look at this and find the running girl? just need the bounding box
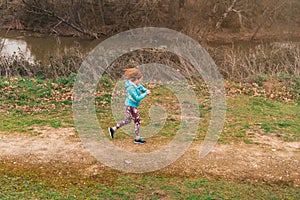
[108,68,151,144]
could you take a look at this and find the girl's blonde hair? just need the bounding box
[124,68,143,81]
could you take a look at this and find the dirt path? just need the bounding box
[1,127,299,186]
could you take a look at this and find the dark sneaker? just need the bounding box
[108,127,115,139]
[134,138,146,144]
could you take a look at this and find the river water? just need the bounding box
[0,30,101,63]
[1,30,299,64]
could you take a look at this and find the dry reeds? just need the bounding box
[208,42,300,81]
[0,47,83,79]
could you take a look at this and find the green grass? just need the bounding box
[1,76,299,143]
[0,111,72,133]
[0,76,74,133]
[221,96,300,143]
[0,167,299,199]
[1,76,300,199]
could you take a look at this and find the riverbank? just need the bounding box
[0,75,299,199]
[1,1,300,199]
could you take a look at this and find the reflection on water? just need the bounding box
[0,38,35,62]
[1,30,299,65]
[0,31,101,63]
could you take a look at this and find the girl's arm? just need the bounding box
[137,84,148,93]
[128,86,147,102]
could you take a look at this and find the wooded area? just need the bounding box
[1,0,299,40]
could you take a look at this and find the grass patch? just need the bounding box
[1,76,299,142]
[0,167,299,199]
[0,77,75,133]
[222,96,300,143]
[0,75,300,199]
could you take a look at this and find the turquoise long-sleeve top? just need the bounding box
[125,80,148,108]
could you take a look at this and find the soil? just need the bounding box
[1,126,299,186]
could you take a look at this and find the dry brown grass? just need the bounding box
[208,42,300,80]
[0,48,83,78]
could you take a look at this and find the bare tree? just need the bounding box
[215,0,238,30]
[251,0,290,40]
[168,0,185,27]
[98,0,105,25]
[22,0,106,38]
[0,0,9,9]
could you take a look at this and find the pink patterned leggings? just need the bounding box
[116,105,140,136]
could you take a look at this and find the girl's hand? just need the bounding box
[146,90,151,95]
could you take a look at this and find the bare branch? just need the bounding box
[232,9,243,28]
[216,0,238,30]
[251,0,290,40]
[22,0,103,38]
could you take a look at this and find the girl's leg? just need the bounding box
[111,106,142,141]
[130,107,141,138]
[115,105,132,129]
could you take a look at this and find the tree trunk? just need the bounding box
[168,0,180,25]
[98,0,105,25]
[168,0,185,26]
